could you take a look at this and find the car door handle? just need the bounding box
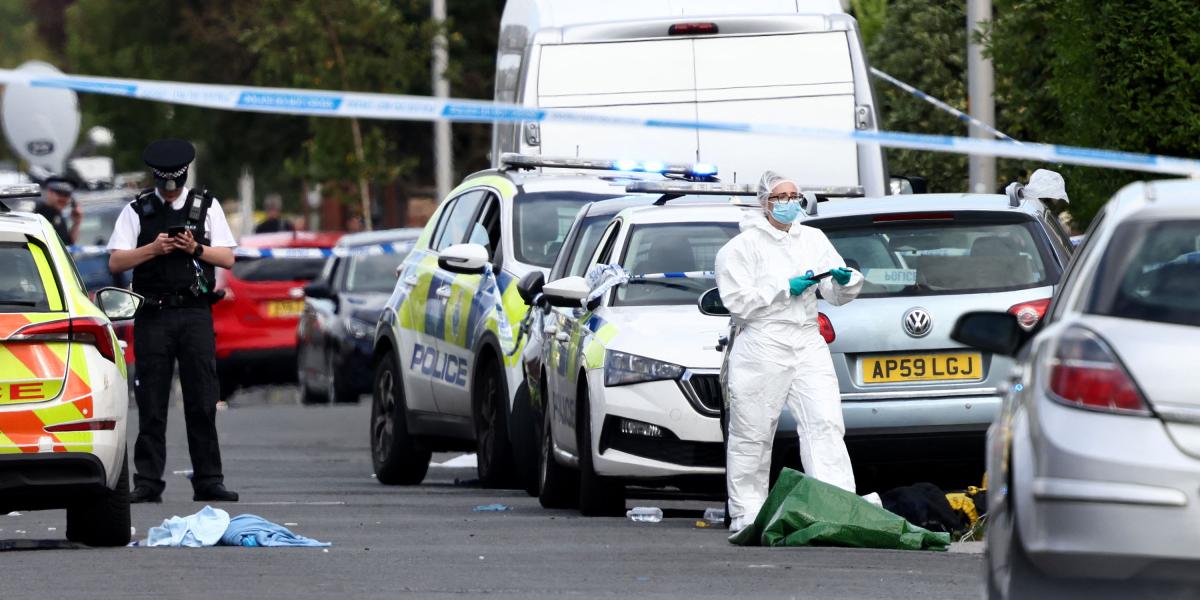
[435,285,452,299]
[401,275,419,287]
[555,331,570,343]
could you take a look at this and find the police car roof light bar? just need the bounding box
[0,184,42,212]
[499,153,719,181]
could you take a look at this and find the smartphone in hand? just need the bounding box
[167,225,187,237]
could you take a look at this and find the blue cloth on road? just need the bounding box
[219,514,331,547]
[146,505,231,547]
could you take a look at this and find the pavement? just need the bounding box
[0,387,984,599]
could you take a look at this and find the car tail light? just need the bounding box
[9,317,117,363]
[45,419,117,432]
[1008,298,1050,331]
[818,312,835,344]
[1046,327,1148,415]
[669,22,718,35]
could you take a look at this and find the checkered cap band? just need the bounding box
[153,166,189,179]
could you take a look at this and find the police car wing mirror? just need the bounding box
[697,287,730,317]
[950,311,1031,357]
[303,280,334,300]
[542,276,590,308]
[438,243,489,275]
[95,287,143,321]
[516,271,545,306]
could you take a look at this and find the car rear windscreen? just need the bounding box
[0,243,53,312]
[1088,219,1200,327]
[232,257,327,282]
[822,215,1056,298]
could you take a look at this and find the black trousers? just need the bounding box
[132,305,224,492]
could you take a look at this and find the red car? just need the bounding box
[213,232,343,400]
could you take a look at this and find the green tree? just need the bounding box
[867,0,968,192]
[850,0,888,46]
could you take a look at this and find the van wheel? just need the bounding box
[474,356,516,488]
[66,453,131,547]
[576,379,625,516]
[538,375,577,509]
[370,353,430,485]
[509,380,540,497]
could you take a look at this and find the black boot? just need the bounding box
[131,486,162,504]
[193,483,239,502]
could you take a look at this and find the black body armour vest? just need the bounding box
[131,188,215,296]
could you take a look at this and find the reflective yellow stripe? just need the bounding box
[0,431,19,453]
[27,243,63,311]
[583,323,619,370]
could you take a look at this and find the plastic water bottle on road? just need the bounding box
[703,507,725,526]
[626,507,662,523]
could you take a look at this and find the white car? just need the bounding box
[530,182,762,515]
[0,184,142,546]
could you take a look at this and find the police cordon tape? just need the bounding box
[66,240,416,258]
[1,68,1198,177]
[869,68,1017,143]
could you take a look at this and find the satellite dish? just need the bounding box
[1,61,81,173]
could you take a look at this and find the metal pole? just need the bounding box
[432,0,453,202]
[238,166,254,239]
[967,0,995,193]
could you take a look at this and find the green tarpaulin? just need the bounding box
[729,468,951,551]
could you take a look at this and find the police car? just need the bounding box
[0,184,143,546]
[369,155,719,488]
[529,182,778,515]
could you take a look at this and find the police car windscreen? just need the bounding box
[513,192,622,268]
[1088,219,1200,328]
[823,215,1057,298]
[232,257,327,282]
[612,222,739,307]
[0,243,52,312]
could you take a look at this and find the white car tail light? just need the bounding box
[9,317,117,363]
[1045,327,1149,415]
[1008,298,1050,331]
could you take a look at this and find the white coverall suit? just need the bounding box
[714,215,864,533]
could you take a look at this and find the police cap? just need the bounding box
[43,175,75,195]
[142,139,195,191]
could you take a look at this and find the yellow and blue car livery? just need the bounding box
[371,168,644,483]
[0,205,133,517]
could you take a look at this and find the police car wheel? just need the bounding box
[370,353,430,485]
[538,374,578,509]
[66,453,131,547]
[473,356,516,489]
[576,378,625,517]
[510,380,540,497]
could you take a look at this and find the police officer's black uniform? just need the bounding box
[34,176,75,245]
[127,139,237,503]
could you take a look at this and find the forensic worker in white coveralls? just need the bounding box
[714,170,867,534]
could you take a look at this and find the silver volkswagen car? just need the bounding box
[709,182,1074,488]
[955,179,1200,598]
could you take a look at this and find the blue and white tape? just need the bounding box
[2,68,1197,176]
[67,240,415,258]
[869,67,1017,143]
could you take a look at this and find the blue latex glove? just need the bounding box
[789,275,817,296]
[830,267,853,285]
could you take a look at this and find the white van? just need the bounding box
[494,0,892,196]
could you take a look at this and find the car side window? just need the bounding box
[432,191,486,252]
[468,193,503,263]
[575,220,620,277]
[1047,209,1106,323]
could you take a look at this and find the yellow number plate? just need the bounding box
[861,352,983,384]
[265,300,305,318]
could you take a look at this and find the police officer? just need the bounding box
[107,139,239,503]
[35,175,80,245]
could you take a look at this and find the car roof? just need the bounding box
[336,227,423,247]
[1104,179,1200,222]
[618,201,757,225]
[464,168,669,197]
[0,211,54,240]
[808,193,1040,219]
[239,231,344,249]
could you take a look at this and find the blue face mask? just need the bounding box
[770,201,801,224]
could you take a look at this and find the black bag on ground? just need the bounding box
[881,482,968,535]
